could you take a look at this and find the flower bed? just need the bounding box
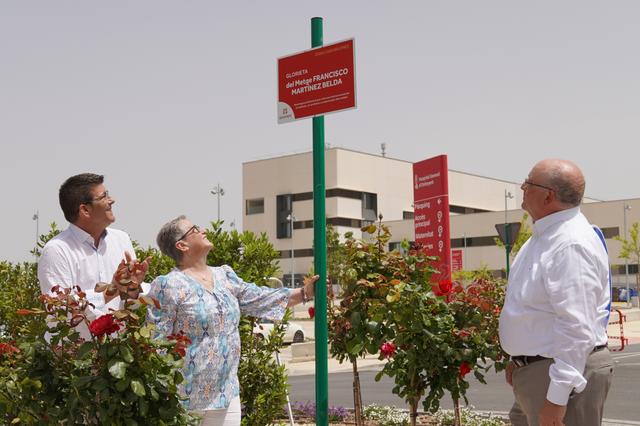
[280,403,508,426]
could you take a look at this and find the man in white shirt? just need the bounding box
[38,173,149,337]
[499,159,613,426]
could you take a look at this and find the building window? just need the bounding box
[451,235,498,248]
[601,227,619,239]
[449,205,489,214]
[276,194,293,239]
[362,192,377,222]
[246,198,264,215]
[403,211,414,220]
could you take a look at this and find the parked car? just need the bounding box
[253,320,305,343]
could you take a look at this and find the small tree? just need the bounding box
[615,222,640,296]
[494,212,533,260]
[327,225,348,288]
[328,222,508,426]
[379,274,507,426]
[328,222,437,425]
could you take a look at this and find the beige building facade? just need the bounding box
[243,148,636,295]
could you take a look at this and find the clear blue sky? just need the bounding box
[2,1,639,262]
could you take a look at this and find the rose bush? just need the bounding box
[0,274,198,425]
[328,221,507,426]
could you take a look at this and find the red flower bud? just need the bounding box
[380,342,397,359]
[459,362,472,378]
[308,306,315,318]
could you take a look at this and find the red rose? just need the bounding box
[380,342,397,359]
[438,279,452,294]
[88,314,120,337]
[308,306,315,319]
[459,362,472,378]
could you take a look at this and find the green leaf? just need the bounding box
[119,346,134,363]
[130,379,146,396]
[107,345,118,357]
[72,376,93,388]
[92,378,109,392]
[345,339,364,355]
[76,341,94,359]
[349,311,362,327]
[139,326,151,338]
[108,360,128,379]
[150,388,159,400]
[116,378,130,392]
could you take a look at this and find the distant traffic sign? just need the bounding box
[495,222,522,247]
[278,39,356,123]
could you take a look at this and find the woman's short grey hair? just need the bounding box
[156,215,187,263]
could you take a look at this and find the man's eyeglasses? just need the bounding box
[85,191,111,204]
[523,180,554,192]
[178,225,201,242]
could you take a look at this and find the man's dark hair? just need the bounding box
[59,173,104,223]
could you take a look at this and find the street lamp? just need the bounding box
[210,183,225,222]
[286,214,296,288]
[32,210,39,261]
[504,190,514,276]
[624,204,632,307]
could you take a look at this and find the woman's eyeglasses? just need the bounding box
[178,225,201,241]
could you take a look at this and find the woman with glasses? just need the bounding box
[146,215,317,426]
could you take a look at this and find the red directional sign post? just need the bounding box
[413,155,451,282]
[278,39,356,123]
[451,249,463,272]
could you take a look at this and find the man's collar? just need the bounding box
[532,206,581,236]
[69,223,109,246]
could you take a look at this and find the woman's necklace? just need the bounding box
[182,268,213,289]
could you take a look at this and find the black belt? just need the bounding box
[512,345,607,368]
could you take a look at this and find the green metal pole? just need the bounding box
[505,223,511,277]
[311,16,328,426]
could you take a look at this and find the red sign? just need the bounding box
[278,39,356,123]
[413,155,451,281]
[451,249,463,272]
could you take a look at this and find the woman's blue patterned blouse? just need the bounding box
[146,265,292,410]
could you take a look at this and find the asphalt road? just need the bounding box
[288,344,640,422]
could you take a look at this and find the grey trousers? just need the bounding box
[509,348,614,426]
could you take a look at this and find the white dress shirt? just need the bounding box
[38,224,138,325]
[499,206,610,405]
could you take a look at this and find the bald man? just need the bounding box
[499,159,613,426]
